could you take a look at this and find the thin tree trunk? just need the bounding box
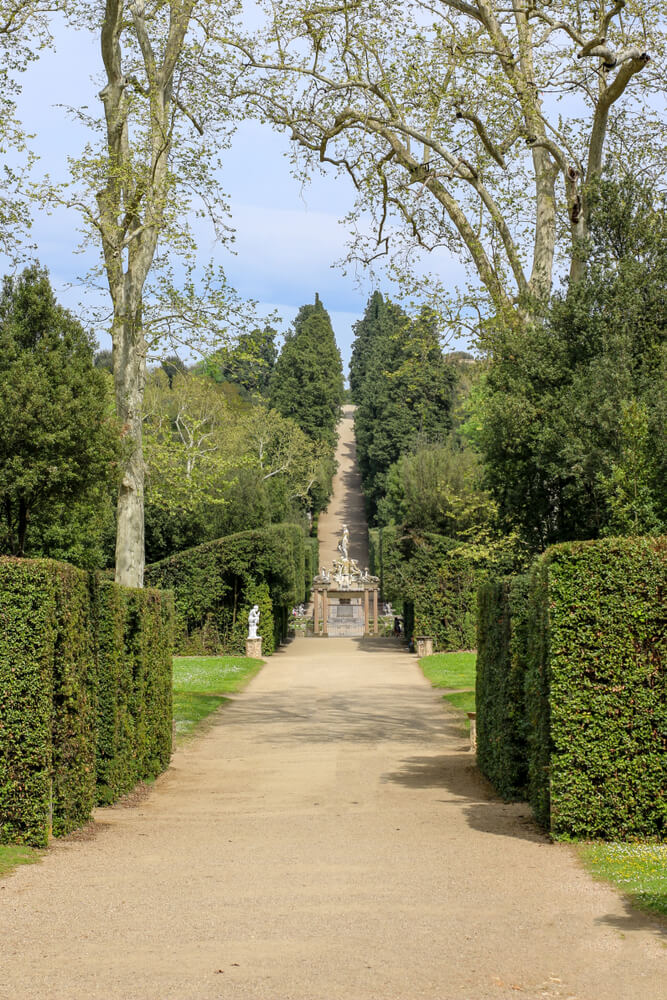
[113,303,147,588]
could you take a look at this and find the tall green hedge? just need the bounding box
[0,558,173,846]
[526,537,666,840]
[476,575,530,801]
[145,523,311,655]
[94,582,173,805]
[369,527,483,650]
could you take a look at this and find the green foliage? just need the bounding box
[94,583,174,805]
[379,438,496,539]
[202,327,277,398]
[269,295,344,448]
[145,523,309,655]
[0,560,56,846]
[476,576,530,801]
[480,176,666,550]
[0,558,173,846]
[371,526,521,651]
[598,400,663,537]
[349,290,385,404]
[352,295,456,522]
[578,843,667,919]
[142,370,326,563]
[0,266,120,564]
[526,537,666,839]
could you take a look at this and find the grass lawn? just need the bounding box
[0,845,43,878]
[418,651,477,729]
[172,655,264,741]
[577,843,667,920]
[419,651,476,690]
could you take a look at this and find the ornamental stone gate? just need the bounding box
[311,524,380,637]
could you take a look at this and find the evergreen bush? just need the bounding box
[526,536,666,840]
[370,527,483,650]
[145,523,310,654]
[0,558,173,846]
[476,576,529,800]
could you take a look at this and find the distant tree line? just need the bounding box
[0,278,345,569]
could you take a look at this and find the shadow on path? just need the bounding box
[382,752,548,845]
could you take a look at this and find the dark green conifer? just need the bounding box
[269,294,344,447]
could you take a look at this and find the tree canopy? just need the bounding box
[0,265,120,559]
[352,292,456,521]
[479,174,666,549]
[269,294,344,447]
[235,0,664,327]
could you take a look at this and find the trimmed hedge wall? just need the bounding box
[476,575,530,801]
[369,527,483,650]
[145,523,311,655]
[94,581,173,805]
[527,536,666,840]
[0,558,173,846]
[477,537,666,840]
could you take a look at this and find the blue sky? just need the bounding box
[1,16,469,372]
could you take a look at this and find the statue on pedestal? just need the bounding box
[248,604,260,639]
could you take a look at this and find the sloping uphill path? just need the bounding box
[317,403,369,571]
[1,409,664,1000]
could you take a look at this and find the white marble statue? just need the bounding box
[248,604,260,639]
[337,524,350,561]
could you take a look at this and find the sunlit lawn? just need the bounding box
[172,655,264,742]
[419,651,476,690]
[419,651,477,729]
[578,843,667,920]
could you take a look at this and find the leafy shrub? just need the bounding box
[370,527,486,650]
[145,523,309,654]
[476,575,529,800]
[526,537,666,839]
[0,558,173,846]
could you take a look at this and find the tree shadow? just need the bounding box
[216,683,467,746]
[381,752,548,845]
[595,895,667,938]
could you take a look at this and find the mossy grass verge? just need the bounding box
[419,651,477,729]
[577,843,667,920]
[172,655,264,742]
[0,844,44,878]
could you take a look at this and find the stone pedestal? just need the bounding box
[416,636,433,658]
[246,636,262,659]
[467,712,477,754]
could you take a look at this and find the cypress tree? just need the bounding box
[269,294,344,447]
[353,297,456,522]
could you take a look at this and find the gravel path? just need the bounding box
[316,404,369,571]
[1,639,664,999]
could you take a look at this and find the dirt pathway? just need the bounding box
[1,639,664,1000]
[317,404,369,571]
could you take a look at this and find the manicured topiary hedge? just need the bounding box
[0,558,173,846]
[145,523,311,655]
[94,581,173,805]
[526,536,666,840]
[476,575,529,801]
[369,527,483,650]
[477,537,666,839]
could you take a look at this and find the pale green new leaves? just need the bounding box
[236,0,666,317]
